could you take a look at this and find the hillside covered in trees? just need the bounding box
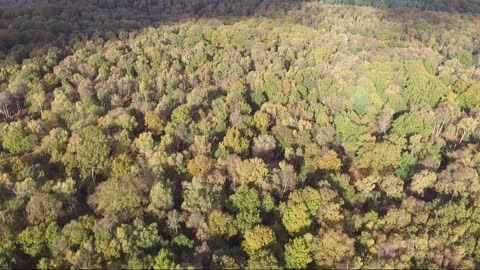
[1,0,480,269]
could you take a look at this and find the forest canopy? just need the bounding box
[1,0,480,269]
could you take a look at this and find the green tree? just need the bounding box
[64,125,111,182]
[2,122,38,154]
[282,202,311,234]
[88,175,149,218]
[170,104,192,124]
[229,185,261,213]
[334,111,370,147]
[284,235,313,269]
[402,61,448,106]
[229,186,262,233]
[18,225,48,258]
[392,110,433,139]
[152,249,178,269]
[18,222,60,258]
[281,187,321,234]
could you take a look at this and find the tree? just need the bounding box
[318,150,342,172]
[187,155,215,176]
[26,193,63,225]
[208,210,238,239]
[133,132,155,156]
[182,171,226,214]
[410,170,437,196]
[379,175,404,199]
[252,134,276,160]
[185,212,210,241]
[282,202,311,235]
[26,88,46,115]
[246,250,280,269]
[354,175,380,202]
[0,92,13,119]
[284,235,313,269]
[402,61,448,107]
[61,215,95,251]
[272,161,298,198]
[395,152,418,180]
[436,159,479,197]
[230,158,270,191]
[316,183,344,224]
[242,225,276,256]
[2,122,38,154]
[392,110,433,139]
[456,117,477,145]
[433,101,460,139]
[456,82,480,110]
[334,111,369,146]
[88,175,149,218]
[148,181,174,218]
[152,249,178,269]
[229,186,262,233]
[281,187,321,234]
[376,107,393,135]
[0,223,15,269]
[229,186,261,213]
[311,228,355,268]
[40,128,69,162]
[253,111,272,132]
[210,251,240,269]
[355,135,405,174]
[170,104,192,124]
[99,108,138,132]
[166,210,187,234]
[384,208,412,232]
[218,127,250,157]
[118,218,162,252]
[14,177,37,198]
[451,49,474,67]
[64,125,111,183]
[18,225,48,258]
[189,136,212,156]
[111,153,135,179]
[18,223,60,258]
[144,110,166,135]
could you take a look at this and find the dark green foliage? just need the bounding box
[395,152,418,180]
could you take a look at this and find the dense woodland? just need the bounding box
[1,0,480,269]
